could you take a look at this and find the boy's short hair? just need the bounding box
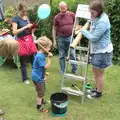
[36,36,52,50]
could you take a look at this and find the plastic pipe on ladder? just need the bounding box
[70,20,90,49]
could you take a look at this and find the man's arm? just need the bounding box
[52,25,57,48]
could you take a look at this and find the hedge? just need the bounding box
[105,0,120,64]
[0,0,120,64]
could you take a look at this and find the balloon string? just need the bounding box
[37,19,41,25]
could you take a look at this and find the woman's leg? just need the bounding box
[91,53,104,93]
[93,67,104,93]
[88,67,104,98]
[92,67,97,84]
[89,52,112,98]
[30,54,35,66]
[20,56,29,82]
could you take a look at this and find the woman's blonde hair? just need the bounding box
[0,38,19,58]
[36,36,52,50]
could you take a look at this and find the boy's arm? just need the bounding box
[44,57,52,69]
[44,52,53,69]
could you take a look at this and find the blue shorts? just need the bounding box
[91,52,113,69]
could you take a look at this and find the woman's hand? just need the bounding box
[74,25,82,35]
[26,23,33,28]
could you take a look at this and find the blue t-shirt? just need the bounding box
[31,52,46,83]
[12,15,31,38]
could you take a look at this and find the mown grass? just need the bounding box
[0,56,120,120]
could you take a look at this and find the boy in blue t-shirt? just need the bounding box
[31,36,53,113]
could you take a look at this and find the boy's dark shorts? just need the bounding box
[33,81,45,97]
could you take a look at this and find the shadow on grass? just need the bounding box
[1,59,18,69]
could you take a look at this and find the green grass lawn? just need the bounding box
[0,56,120,120]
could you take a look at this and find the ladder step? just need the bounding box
[76,46,88,51]
[61,87,84,96]
[64,73,85,81]
[69,60,87,66]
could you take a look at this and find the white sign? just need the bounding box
[76,4,91,19]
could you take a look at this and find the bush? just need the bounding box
[28,5,52,38]
[0,6,17,33]
[105,0,120,64]
[28,0,88,54]
[2,0,120,62]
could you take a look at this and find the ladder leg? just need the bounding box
[60,60,68,91]
[81,80,86,104]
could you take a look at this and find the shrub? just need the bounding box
[28,5,52,38]
[0,6,17,33]
[2,0,120,62]
[105,0,120,64]
[28,0,88,54]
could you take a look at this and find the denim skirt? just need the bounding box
[91,52,113,69]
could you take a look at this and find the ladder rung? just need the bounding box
[76,46,88,51]
[61,87,84,96]
[67,92,80,96]
[68,60,87,66]
[64,73,85,81]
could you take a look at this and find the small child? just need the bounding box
[31,36,53,113]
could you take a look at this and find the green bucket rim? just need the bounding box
[52,112,66,117]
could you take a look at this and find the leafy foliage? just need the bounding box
[1,0,120,63]
[28,5,52,38]
[0,6,17,33]
[28,0,88,54]
[105,0,120,64]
